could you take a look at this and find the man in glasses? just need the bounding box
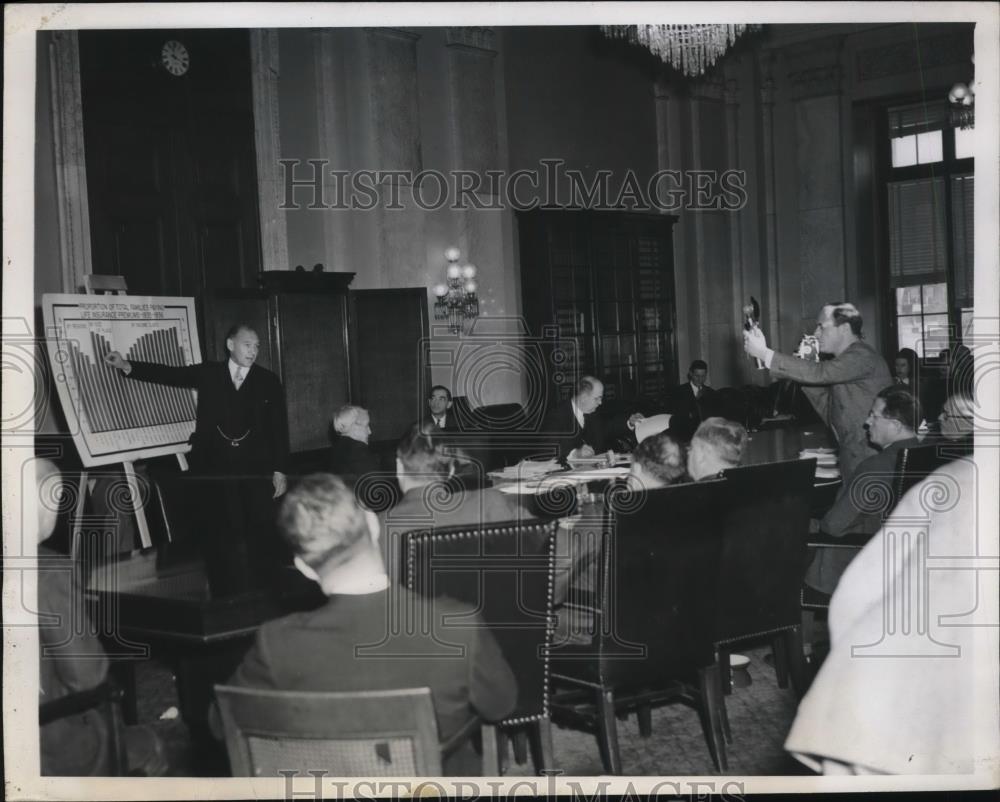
[806,385,922,597]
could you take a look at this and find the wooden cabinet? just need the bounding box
[518,210,679,406]
[205,271,354,454]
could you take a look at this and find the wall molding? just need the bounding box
[250,29,290,272]
[856,31,972,82]
[48,31,93,293]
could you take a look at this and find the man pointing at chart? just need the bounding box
[106,323,289,592]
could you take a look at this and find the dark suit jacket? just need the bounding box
[228,587,518,774]
[127,360,289,474]
[807,436,922,594]
[422,412,460,432]
[330,435,381,483]
[539,400,607,460]
[670,382,717,430]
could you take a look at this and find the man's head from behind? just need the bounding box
[688,360,709,389]
[689,417,748,480]
[865,386,918,449]
[629,432,688,490]
[396,423,453,492]
[814,302,862,356]
[427,386,452,418]
[574,376,604,415]
[332,405,371,444]
[278,473,381,584]
[225,324,260,368]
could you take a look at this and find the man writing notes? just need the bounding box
[105,323,289,592]
[541,376,644,461]
[743,302,891,482]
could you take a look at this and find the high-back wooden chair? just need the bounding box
[548,480,729,774]
[401,518,557,773]
[215,685,496,777]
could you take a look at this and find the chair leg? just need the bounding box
[636,704,652,738]
[527,717,555,774]
[785,626,809,699]
[481,724,501,775]
[511,730,529,765]
[698,665,729,772]
[771,633,790,689]
[596,688,623,775]
[718,647,732,696]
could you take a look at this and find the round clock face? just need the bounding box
[161,40,190,76]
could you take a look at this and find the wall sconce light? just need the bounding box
[948,55,975,130]
[433,247,480,334]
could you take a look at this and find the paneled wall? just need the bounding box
[34,23,974,404]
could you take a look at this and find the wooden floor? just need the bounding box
[133,642,814,777]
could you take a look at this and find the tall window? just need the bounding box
[884,100,974,357]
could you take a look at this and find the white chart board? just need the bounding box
[42,294,203,467]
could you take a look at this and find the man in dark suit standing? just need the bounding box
[669,360,716,439]
[228,473,518,775]
[105,323,289,593]
[423,385,460,432]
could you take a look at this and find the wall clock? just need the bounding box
[161,40,190,77]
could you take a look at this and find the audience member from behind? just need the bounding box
[628,431,690,490]
[329,404,380,484]
[688,417,748,481]
[806,386,923,596]
[381,424,532,578]
[227,473,517,775]
[36,459,167,776]
[786,458,999,773]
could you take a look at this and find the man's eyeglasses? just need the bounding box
[940,410,974,421]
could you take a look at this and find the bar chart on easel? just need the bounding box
[43,294,203,466]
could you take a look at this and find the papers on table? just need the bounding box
[634,414,672,443]
[800,448,840,479]
[488,459,561,482]
[491,460,630,494]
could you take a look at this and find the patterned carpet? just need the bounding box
[134,641,813,777]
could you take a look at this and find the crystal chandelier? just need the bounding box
[433,247,479,334]
[601,24,755,77]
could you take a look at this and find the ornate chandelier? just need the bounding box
[433,247,479,334]
[601,24,755,77]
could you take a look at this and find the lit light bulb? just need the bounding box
[464,280,477,294]
[949,83,968,103]
[461,264,477,279]
[433,283,448,297]
[446,264,461,280]
[444,247,461,262]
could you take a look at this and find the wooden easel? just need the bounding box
[73,274,189,551]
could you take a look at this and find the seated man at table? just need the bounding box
[669,360,717,439]
[423,385,460,432]
[380,424,531,580]
[934,391,975,455]
[687,417,748,481]
[806,385,922,596]
[627,431,691,490]
[540,376,643,461]
[329,404,380,485]
[226,473,518,775]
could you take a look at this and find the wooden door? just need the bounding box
[350,289,431,443]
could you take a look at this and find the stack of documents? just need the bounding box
[799,448,840,479]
